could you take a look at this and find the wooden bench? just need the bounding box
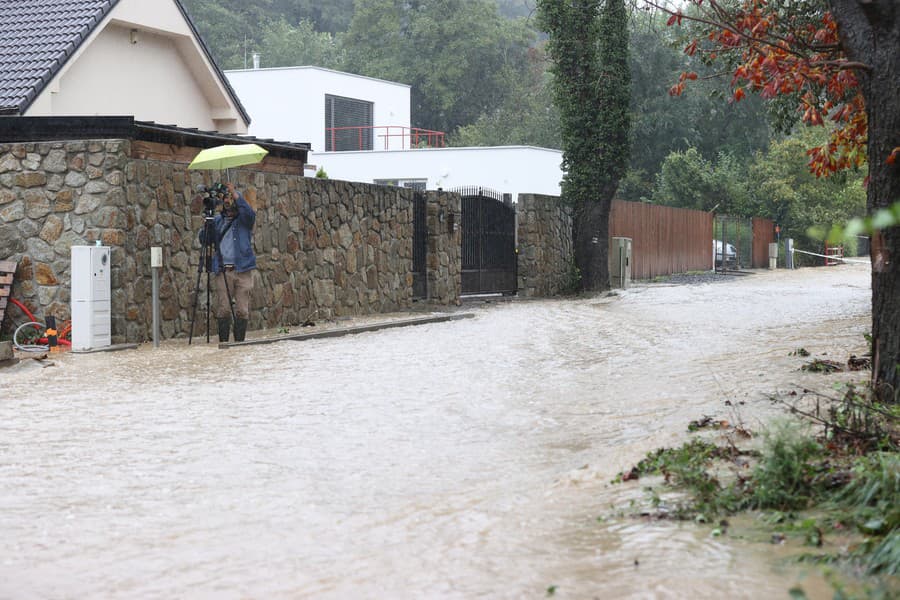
[0,259,16,331]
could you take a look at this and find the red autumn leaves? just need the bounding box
[658,0,868,177]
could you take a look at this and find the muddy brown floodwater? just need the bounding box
[0,264,872,599]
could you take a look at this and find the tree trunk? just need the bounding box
[829,0,900,399]
[573,199,611,291]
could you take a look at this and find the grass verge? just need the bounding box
[613,384,899,598]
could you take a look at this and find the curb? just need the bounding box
[219,312,476,349]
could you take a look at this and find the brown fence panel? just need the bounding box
[610,200,713,280]
[752,217,776,268]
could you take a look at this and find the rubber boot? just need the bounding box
[217,317,231,342]
[233,318,248,343]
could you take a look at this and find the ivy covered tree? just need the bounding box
[538,0,631,291]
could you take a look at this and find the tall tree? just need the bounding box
[538,0,631,291]
[831,1,900,399]
[647,0,899,398]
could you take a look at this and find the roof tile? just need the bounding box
[0,0,117,111]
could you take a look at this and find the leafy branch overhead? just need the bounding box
[644,0,876,177]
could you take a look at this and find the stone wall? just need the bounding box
[0,139,130,334]
[516,193,574,297]
[1,139,460,342]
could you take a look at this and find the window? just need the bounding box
[325,94,374,151]
[374,179,427,191]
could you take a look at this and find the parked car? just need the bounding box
[713,239,737,266]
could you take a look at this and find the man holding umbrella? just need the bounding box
[189,144,267,343]
[203,182,256,342]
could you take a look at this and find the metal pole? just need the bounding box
[152,268,159,348]
[151,247,162,348]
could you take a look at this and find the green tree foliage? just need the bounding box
[181,1,352,68]
[344,0,536,135]
[652,127,867,256]
[747,129,866,255]
[180,0,263,68]
[652,148,750,214]
[450,45,561,149]
[496,0,536,19]
[622,10,770,202]
[268,0,355,34]
[538,0,631,291]
[255,19,345,69]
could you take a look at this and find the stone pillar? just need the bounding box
[425,190,461,304]
[516,193,574,297]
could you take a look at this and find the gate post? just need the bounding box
[425,190,461,304]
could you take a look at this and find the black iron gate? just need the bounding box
[456,187,517,295]
[412,192,427,299]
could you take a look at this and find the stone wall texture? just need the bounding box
[516,193,574,297]
[0,139,130,334]
[424,190,461,304]
[0,139,462,342]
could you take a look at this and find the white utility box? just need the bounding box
[609,236,632,289]
[71,245,111,351]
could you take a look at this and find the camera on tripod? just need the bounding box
[196,182,229,216]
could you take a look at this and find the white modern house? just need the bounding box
[226,65,563,198]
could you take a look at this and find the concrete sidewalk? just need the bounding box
[219,312,475,349]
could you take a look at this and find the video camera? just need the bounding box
[195,182,229,216]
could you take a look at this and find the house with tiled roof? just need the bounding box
[0,0,249,133]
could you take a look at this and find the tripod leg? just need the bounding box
[188,240,207,345]
[206,270,211,343]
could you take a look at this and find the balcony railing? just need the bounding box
[326,126,446,151]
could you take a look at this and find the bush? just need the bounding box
[749,422,824,510]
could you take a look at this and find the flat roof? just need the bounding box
[225,65,411,89]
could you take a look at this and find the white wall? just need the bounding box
[316,146,564,199]
[226,66,410,150]
[25,0,247,133]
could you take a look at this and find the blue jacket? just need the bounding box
[201,193,256,273]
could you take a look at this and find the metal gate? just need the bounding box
[715,215,752,271]
[456,187,517,295]
[715,215,775,271]
[412,192,427,299]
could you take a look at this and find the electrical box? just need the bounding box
[71,246,111,351]
[609,237,632,289]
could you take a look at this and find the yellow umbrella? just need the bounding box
[188,143,269,171]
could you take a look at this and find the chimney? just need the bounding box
[252,53,261,69]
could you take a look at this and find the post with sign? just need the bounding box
[151,247,162,348]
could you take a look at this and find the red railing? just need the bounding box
[326,126,446,151]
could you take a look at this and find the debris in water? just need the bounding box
[688,415,730,431]
[847,355,871,371]
[801,359,843,373]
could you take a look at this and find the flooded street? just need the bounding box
[1,264,872,599]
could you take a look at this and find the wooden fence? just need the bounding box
[751,217,776,268]
[610,200,713,280]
